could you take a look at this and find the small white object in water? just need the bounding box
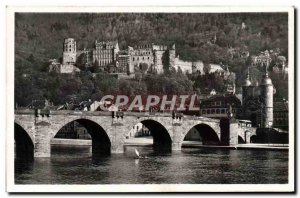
[135,149,140,157]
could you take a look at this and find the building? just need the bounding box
[251,50,272,67]
[225,83,236,95]
[128,43,176,74]
[273,100,289,130]
[128,44,154,73]
[127,123,150,138]
[92,40,119,69]
[49,58,80,74]
[200,94,242,119]
[152,44,176,74]
[62,38,76,65]
[239,67,274,128]
[48,59,61,73]
[116,54,133,74]
[49,38,81,74]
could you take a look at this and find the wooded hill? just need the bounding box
[14,13,289,106]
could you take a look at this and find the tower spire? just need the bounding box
[265,64,268,77]
[243,67,252,87]
[247,67,250,79]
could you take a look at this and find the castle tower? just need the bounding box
[242,67,252,105]
[260,65,274,128]
[62,38,76,65]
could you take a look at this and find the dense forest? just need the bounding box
[14,13,289,107]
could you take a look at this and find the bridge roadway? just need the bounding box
[14,109,255,158]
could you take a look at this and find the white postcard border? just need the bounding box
[6,6,295,192]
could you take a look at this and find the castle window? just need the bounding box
[221,109,225,114]
[143,57,144,60]
[211,109,215,114]
[202,110,206,114]
[148,57,150,60]
[216,109,220,114]
[207,109,210,114]
[133,57,135,61]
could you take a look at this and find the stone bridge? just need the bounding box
[14,109,256,159]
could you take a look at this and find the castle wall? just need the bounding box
[174,57,192,74]
[60,64,75,73]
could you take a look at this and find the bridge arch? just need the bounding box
[250,135,258,143]
[182,123,220,145]
[238,135,245,143]
[14,123,34,161]
[14,119,34,144]
[127,118,172,150]
[53,118,111,157]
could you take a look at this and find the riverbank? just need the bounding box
[51,138,92,146]
[181,141,288,150]
[51,138,288,150]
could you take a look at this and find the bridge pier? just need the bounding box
[172,142,182,151]
[220,118,239,146]
[110,125,126,154]
[245,130,251,144]
[34,125,52,157]
[111,142,125,153]
[229,122,239,145]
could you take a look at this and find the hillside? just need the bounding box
[14,13,289,106]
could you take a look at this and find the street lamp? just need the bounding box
[266,121,273,146]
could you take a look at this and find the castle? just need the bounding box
[49,38,80,73]
[128,43,176,74]
[49,38,211,75]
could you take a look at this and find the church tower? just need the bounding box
[242,67,252,105]
[62,38,76,65]
[260,65,274,128]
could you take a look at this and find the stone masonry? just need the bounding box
[14,110,253,158]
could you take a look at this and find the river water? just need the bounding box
[15,145,288,184]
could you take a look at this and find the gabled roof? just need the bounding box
[201,94,242,108]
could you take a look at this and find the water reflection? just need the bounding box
[15,145,288,184]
